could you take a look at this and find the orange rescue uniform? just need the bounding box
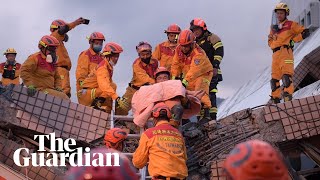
[0,62,21,86]
[51,21,79,96]
[171,44,213,108]
[118,58,158,115]
[20,52,69,100]
[75,48,104,92]
[78,60,118,112]
[152,41,177,71]
[268,20,305,98]
[132,121,188,179]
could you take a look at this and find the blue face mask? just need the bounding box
[93,44,102,53]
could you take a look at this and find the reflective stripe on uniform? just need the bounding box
[91,88,96,100]
[210,88,218,93]
[210,107,218,113]
[203,78,210,85]
[218,69,222,74]
[284,60,294,64]
[213,42,223,49]
[214,55,223,62]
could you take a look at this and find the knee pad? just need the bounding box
[171,105,184,121]
[282,74,292,88]
[270,79,280,92]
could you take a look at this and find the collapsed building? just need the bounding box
[1,0,320,180]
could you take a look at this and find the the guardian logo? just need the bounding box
[13,133,120,167]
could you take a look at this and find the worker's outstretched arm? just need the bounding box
[75,52,90,88]
[20,55,37,87]
[170,50,182,79]
[210,34,224,68]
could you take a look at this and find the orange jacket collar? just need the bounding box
[39,51,47,59]
[155,120,170,126]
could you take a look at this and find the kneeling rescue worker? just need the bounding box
[20,35,69,100]
[0,48,21,86]
[223,140,288,180]
[171,29,213,126]
[104,128,128,152]
[78,42,128,113]
[132,102,188,179]
[118,41,158,115]
[268,2,310,103]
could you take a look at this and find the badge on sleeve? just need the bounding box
[194,59,200,65]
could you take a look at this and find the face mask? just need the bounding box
[7,60,15,65]
[46,51,58,63]
[63,34,69,42]
[93,44,102,53]
[141,56,151,64]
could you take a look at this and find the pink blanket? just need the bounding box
[131,80,202,127]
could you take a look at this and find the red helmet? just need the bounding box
[164,24,181,34]
[136,41,152,53]
[102,42,123,56]
[154,67,170,78]
[89,32,105,41]
[65,148,139,180]
[152,102,172,119]
[50,19,67,29]
[178,29,195,45]
[104,128,128,151]
[190,18,207,31]
[39,35,60,48]
[223,140,289,180]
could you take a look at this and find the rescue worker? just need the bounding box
[0,48,21,86]
[268,3,310,103]
[78,42,128,112]
[190,18,224,121]
[118,41,158,115]
[223,140,288,180]
[50,18,86,98]
[104,128,128,151]
[132,102,188,179]
[20,35,69,100]
[171,29,213,125]
[153,24,181,71]
[65,148,139,180]
[76,32,105,101]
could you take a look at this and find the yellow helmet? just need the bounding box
[3,48,17,55]
[275,2,290,15]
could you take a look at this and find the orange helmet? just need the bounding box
[152,102,172,119]
[164,24,181,34]
[39,35,60,48]
[65,148,139,180]
[154,67,170,78]
[190,18,207,31]
[178,29,195,45]
[50,19,67,29]
[89,32,105,41]
[136,41,152,53]
[104,128,128,151]
[223,140,289,180]
[102,42,123,56]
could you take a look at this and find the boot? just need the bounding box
[198,108,210,126]
[283,92,293,102]
[210,112,217,121]
[91,97,106,111]
[269,96,281,104]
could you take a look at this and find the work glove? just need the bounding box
[27,85,37,97]
[302,29,310,39]
[91,97,106,111]
[116,97,130,110]
[181,79,188,88]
